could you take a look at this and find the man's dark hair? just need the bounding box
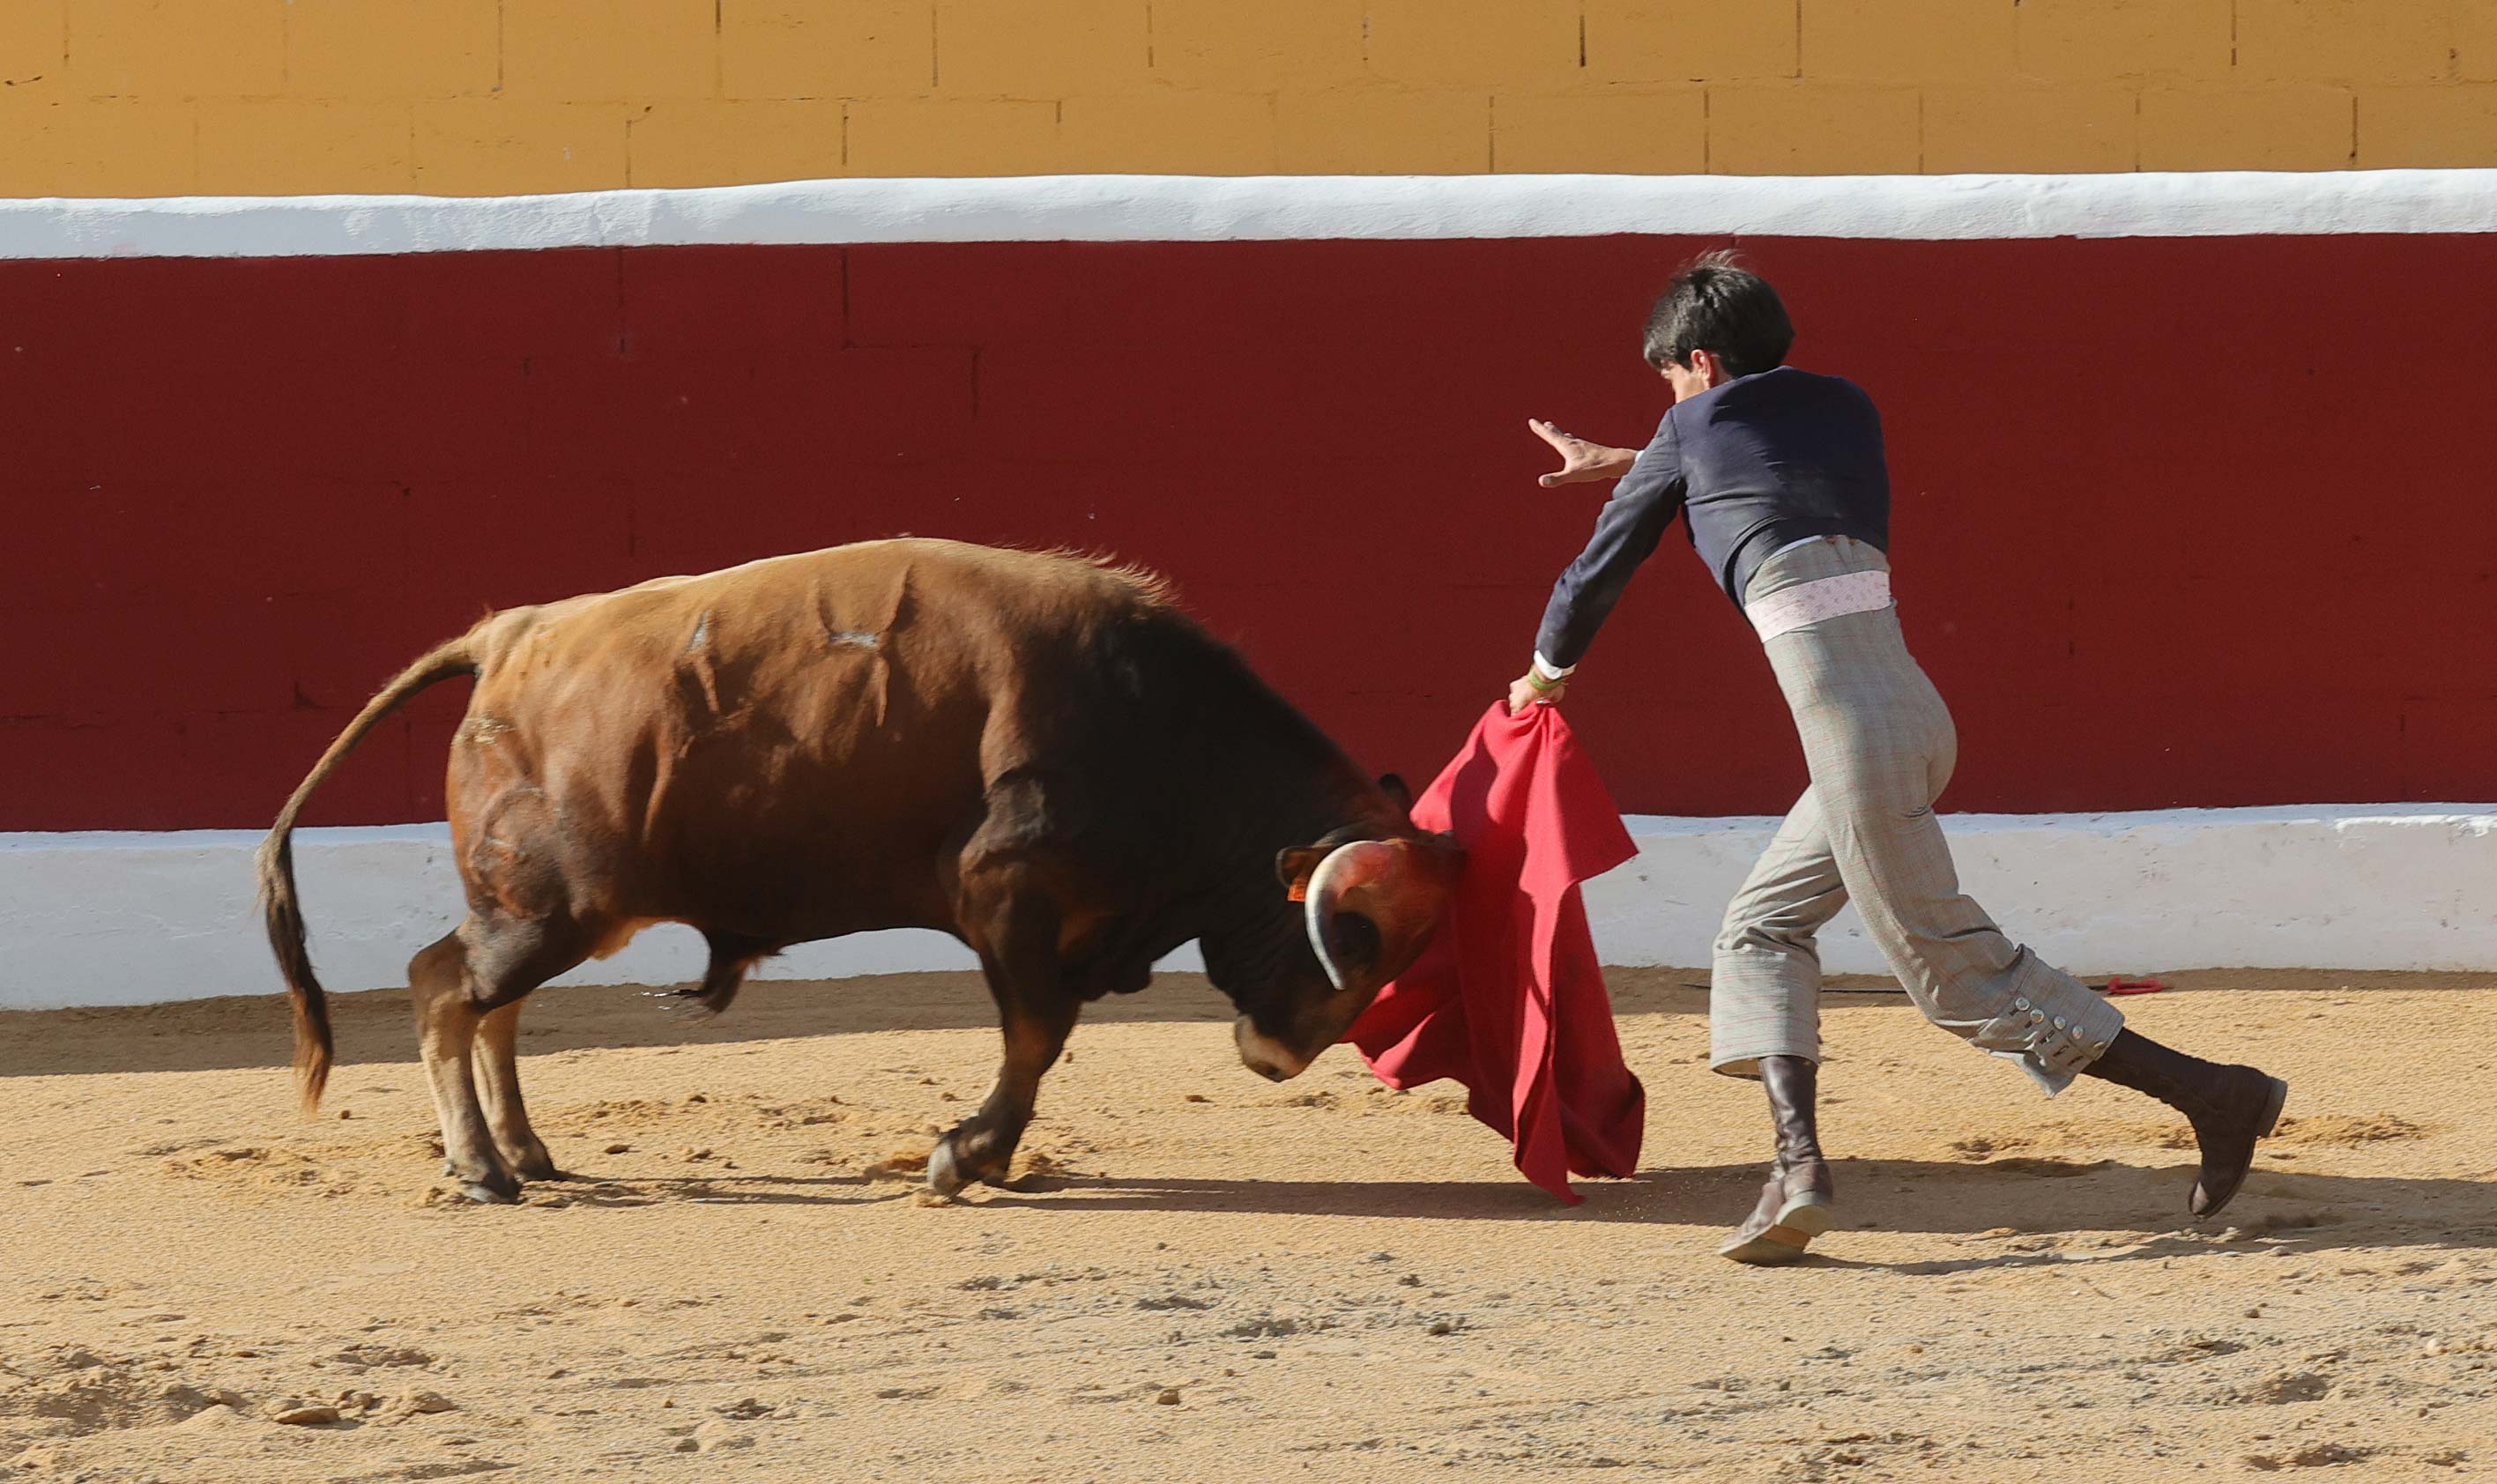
[1640,250,1794,376]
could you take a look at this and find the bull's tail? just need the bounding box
[256,637,479,1116]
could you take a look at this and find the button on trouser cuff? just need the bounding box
[1969,957,2127,1097]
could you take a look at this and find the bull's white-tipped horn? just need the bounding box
[1303,840,1401,992]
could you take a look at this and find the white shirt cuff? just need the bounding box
[1531,652,1575,682]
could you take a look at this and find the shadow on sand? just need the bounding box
[0,972,1251,1079]
[524,1154,2497,1268]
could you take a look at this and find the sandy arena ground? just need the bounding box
[4,967,2494,1481]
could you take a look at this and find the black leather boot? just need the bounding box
[2081,1029,2287,1219]
[1719,1056,1836,1265]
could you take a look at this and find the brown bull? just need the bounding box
[258,539,1460,1203]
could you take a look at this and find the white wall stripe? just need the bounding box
[4,171,2495,261]
[4,805,2491,1012]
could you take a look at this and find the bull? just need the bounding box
[257,539,1461,1204]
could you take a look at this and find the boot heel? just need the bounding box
[1776,1191,1835,1238]
[1719,1220,1824,1265]
[1720,1176,1838,1265]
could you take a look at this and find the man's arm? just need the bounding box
[1510,416,1687,710]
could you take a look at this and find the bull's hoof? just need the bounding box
[453,1168,523,1205]
[509,1148,566,1183]
[927,1118,1022,1195]
[925,1139,970,1198]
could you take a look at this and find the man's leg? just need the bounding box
[1711,786,1848,1077]
[1711,790,1848,1265]
[1816,711,2286,1218]
[1818,747,2125,1096]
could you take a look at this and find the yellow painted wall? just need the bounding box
[1,0,2491,197]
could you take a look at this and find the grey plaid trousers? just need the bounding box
[1708,537,2124,1095]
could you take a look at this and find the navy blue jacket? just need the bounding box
[1534,367,1891,670]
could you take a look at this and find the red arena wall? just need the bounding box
[2,232,2487,831]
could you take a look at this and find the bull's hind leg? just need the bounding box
[409,914,589,1203]
[410,931,516,1204]
[928,890,1080,1197]
[473,1001,563,1183]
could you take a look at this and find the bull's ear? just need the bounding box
[1275,845,1330,902]
[1377,774,1413,816]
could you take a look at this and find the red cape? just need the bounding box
[1343,702,1645,1203]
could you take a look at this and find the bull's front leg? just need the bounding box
[930,888,1080,1197]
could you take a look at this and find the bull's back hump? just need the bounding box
[471,538,1164,709]
[582,539,1146,625]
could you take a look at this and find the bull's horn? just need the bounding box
[1304,837,1460,995]
[1303,840,1402,992]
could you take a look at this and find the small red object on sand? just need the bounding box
[1344,701,1643,1204]
[2101,976,2168,996]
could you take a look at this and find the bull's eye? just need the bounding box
[1326,911,1382,970]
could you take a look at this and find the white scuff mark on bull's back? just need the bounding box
[457,715,513,746]
[677,610,728,725]
[810,560,911,733]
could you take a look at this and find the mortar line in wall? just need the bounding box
[2230,0,2238,69]
[496,1,506,92]
[1144,0,1155,70]
[929,6,940,88]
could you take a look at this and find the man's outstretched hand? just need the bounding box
[1507,672,1567,714]
[1516,417,1618,708]
[1529,419,1639,487]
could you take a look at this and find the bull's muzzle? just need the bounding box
[1233,1015,1314,1083]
